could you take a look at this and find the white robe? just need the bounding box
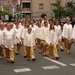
[0,30,5,46]
[54,25,62,40]
[14,27,21,44]
[19,25,24,38]
[62,23,73,40]
[4,29,15,50]
[72,25,75,39]
[48,30,58,45]
[21,28,28,39]
[31,26,37,40]
[36,27,43,39]
[41,20,50,27]
[24,32,35,47]
[41,26,49,41]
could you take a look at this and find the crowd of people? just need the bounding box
[0,15,75,64]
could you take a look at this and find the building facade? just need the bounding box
[15,0,73,20]
[0,0,17,14]
[0,0,72,20]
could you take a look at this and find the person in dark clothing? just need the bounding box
[71,16,75,28]
[71,16,75,46]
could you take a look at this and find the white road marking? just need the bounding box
[14,68,31,73]
[70,63,75,66]
[44,57,67,66]
[42,65,60,70]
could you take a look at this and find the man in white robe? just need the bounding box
[4,23,15,63]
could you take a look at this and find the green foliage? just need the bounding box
[55,0,61,6]
[67,2,74,8]
[53,0,74,18]
[53,6,65,18]
[0,9,12,21]
[40,13,47,18]
[64,8,73,18]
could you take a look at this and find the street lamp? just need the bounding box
[51,11,55,19]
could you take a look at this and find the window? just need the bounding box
[13,0,15,2]
[51,4,55,10]
[6,9,9,12]
[39,3,44,9]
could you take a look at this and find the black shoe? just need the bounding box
[27,59,30,61]
[24,56,26,58]
[32,58,36,61]
[45,55,48,57]
[61,49,64,51]
[56,57,60,60]
[11,61,15,63]
[15,53,18,55]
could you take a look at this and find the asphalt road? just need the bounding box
[0,45,75,75]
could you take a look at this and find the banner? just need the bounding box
[18,0,22,4]
[12,4,15,17]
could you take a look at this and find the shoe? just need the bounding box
[61,49,64,51]
[50,56,53,59]
[15,53,18,55]
[24,56,26,58]
[11,61,15,63]
[7,60,10,63]
[27,58,30,61]
[55,57,60,60]
[45,55,48,57]
[39,51,42,53]
[32,58,36,61]
[67,52,71,54]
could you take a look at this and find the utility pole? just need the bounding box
[72,0,75,15]
[56,0,61,22]
[20,2,22,20]
[0,0,3,11]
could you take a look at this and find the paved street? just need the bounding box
[0,45,75,75]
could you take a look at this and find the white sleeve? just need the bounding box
[59,27,62,39]
[72,27,75,39]
[62,24,65,37]
[2,31,5,45]
[21,29,25,39]
[45,32,50,45]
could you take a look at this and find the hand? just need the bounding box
[1,44,5,48]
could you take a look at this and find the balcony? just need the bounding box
[22,8,31,13]
[15,8,31,14]
[22,0,31,3]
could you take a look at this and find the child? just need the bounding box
[54,20,64,51]
[14,22,21,55]
[0,22,5,59]
[49,23,60,59]
[41,21,49,56]
[24,27,36,61]
[22,21,30,58]
[36,21,43,53]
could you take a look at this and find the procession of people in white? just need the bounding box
[0,16,75,63]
